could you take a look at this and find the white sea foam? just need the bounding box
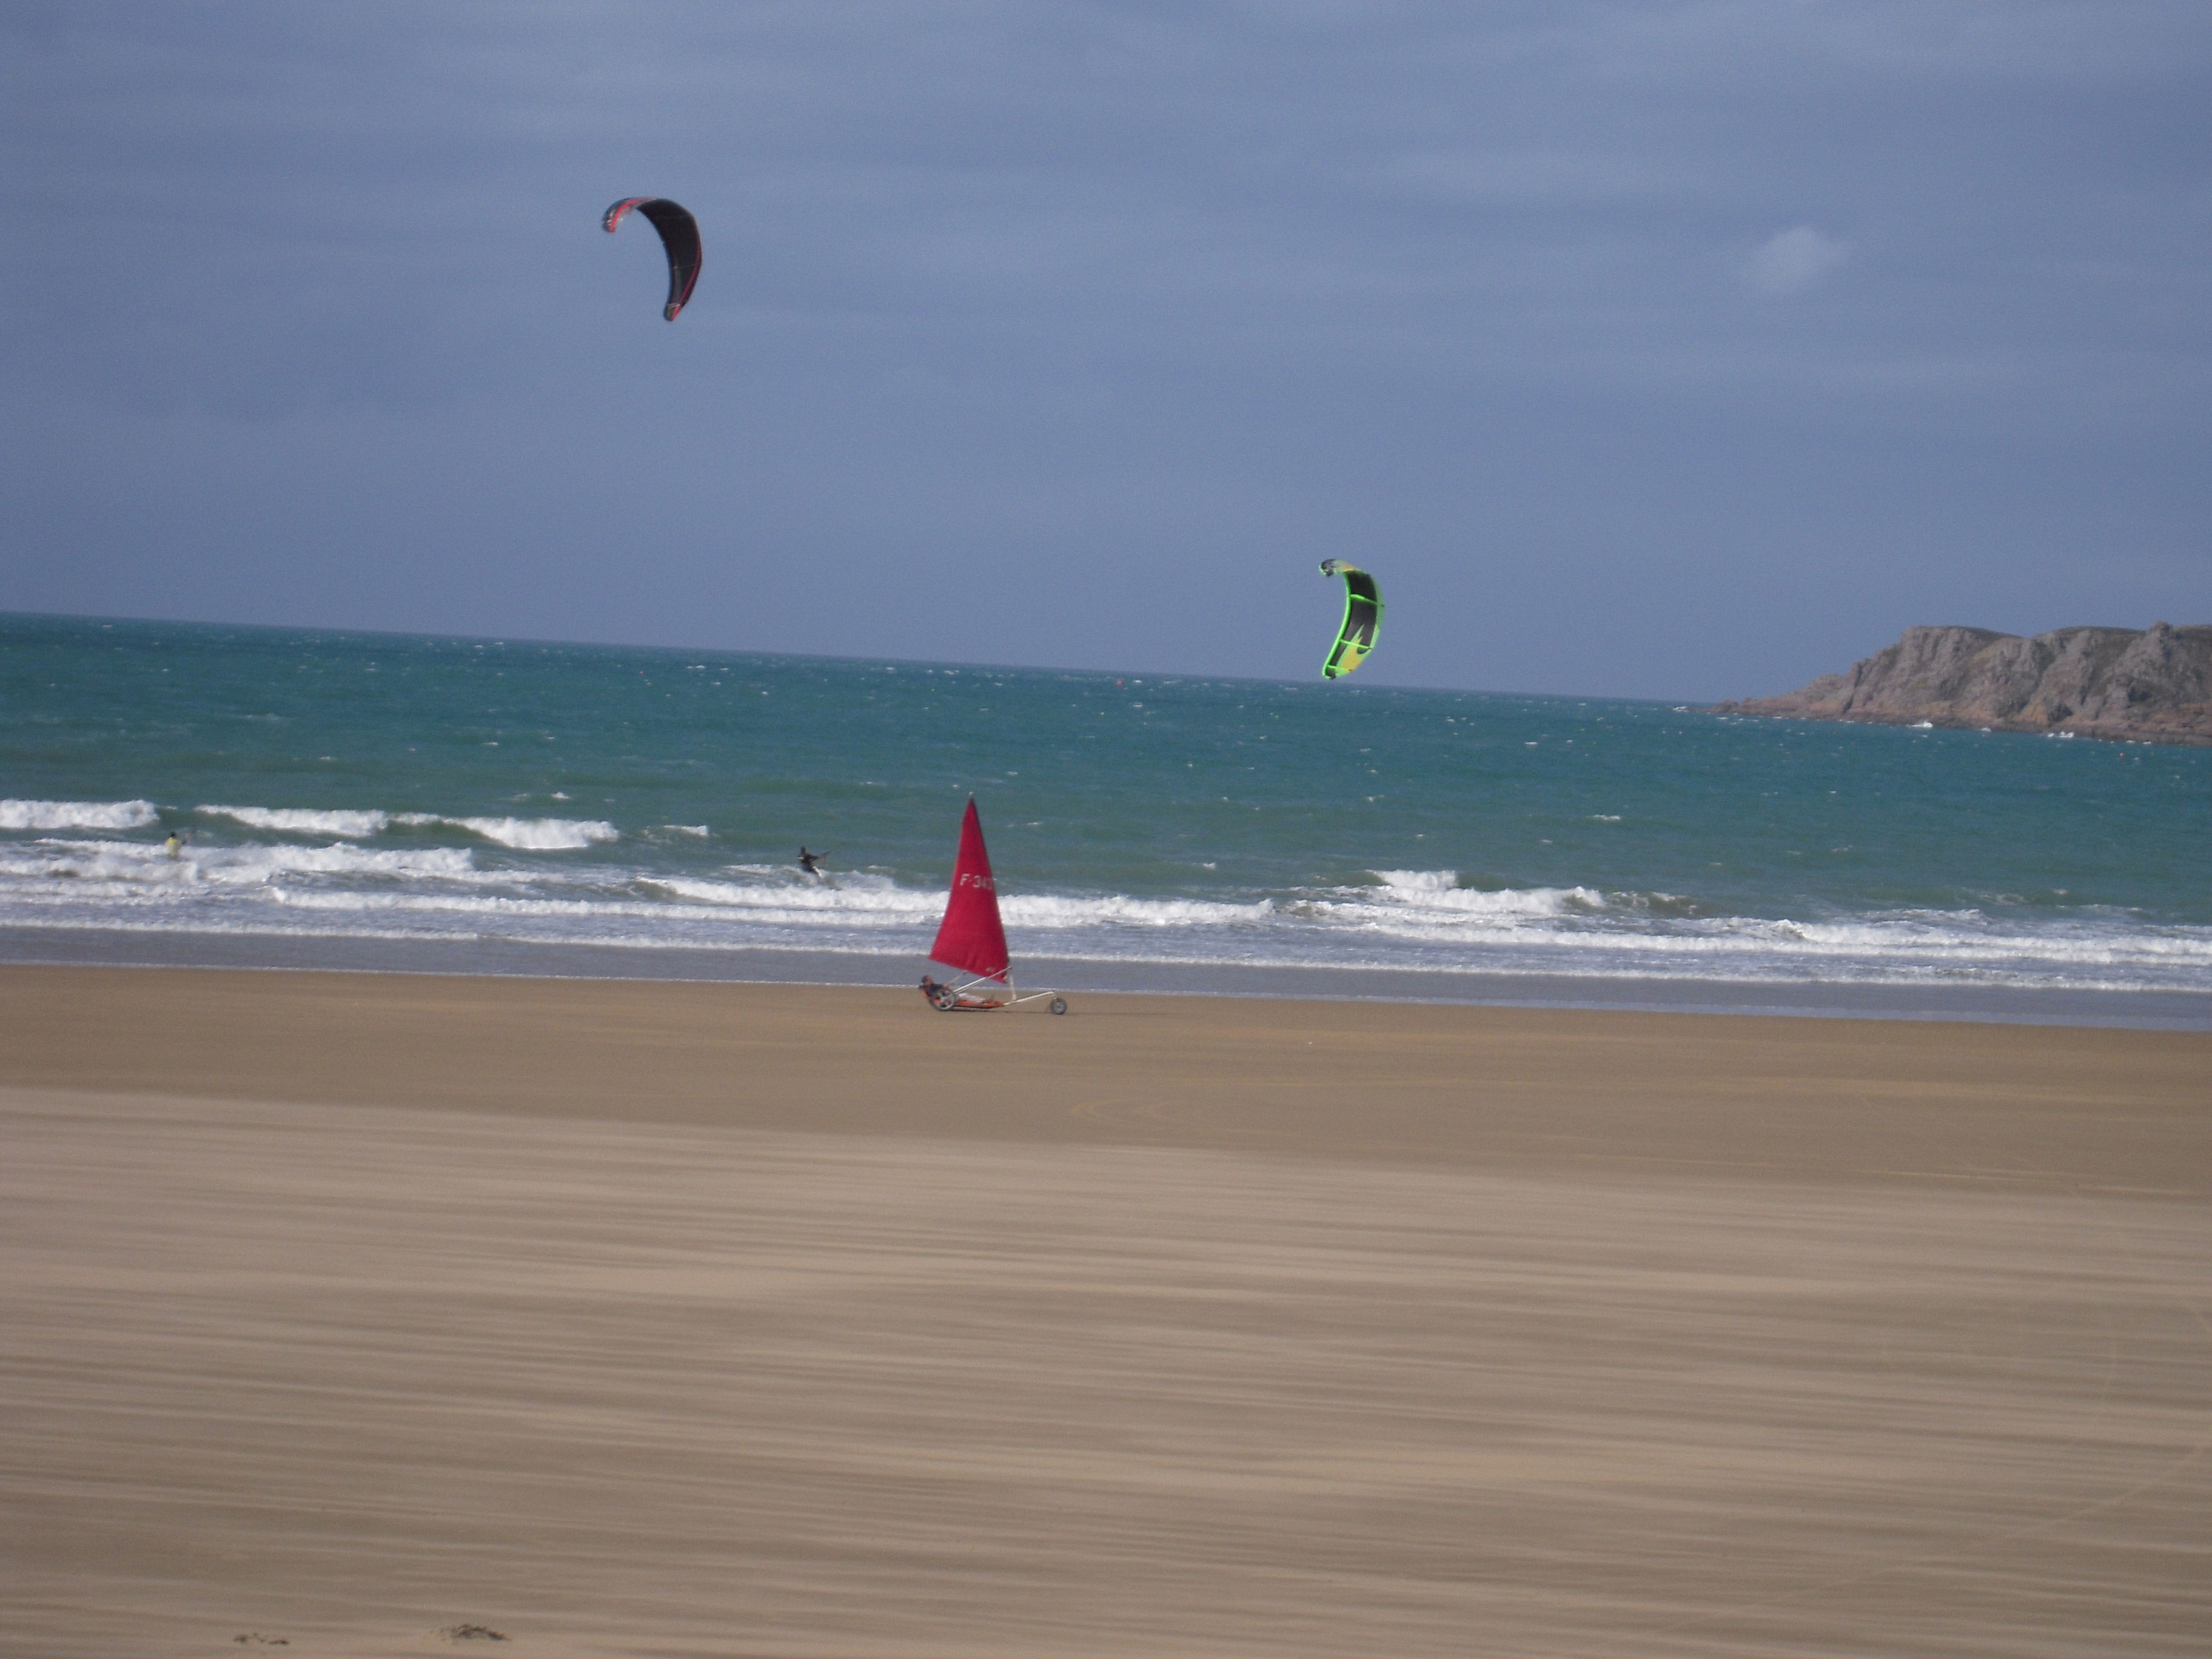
[458,816,618,850]
[1371,868,1461,894]
[5,831,2208,994]
[1000,893,1278,928]
[1360,872,1604,920]
[1,799,159,831]
[190,805,617,850]
[645,871,1275,931]
[644,873,939,920]
[0,842,199,896]
[199,805,391,837]
[396,814,618,850]
[253,843,480,880]
[4,837,480,887]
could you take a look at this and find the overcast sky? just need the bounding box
[4,1,2208,697]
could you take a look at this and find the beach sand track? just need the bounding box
[0,965,2205,1191]
[1,967,2207,1657]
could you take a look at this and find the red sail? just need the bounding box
[928,797,1010,982]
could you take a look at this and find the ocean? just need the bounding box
[4,612,2208,1024]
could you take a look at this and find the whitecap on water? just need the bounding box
[199,805,390,838]
[392,814,618,850]
[1,799,159,832]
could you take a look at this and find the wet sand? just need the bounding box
[2,965,2207,1657]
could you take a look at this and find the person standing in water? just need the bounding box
[163,832,186,859]
[797,847,824,880]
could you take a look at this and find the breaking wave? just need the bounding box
[400,814,620,850]
[200,806,394,838]
[1,799,159,831]
[194,805,619,848]
[4,825,2208,994]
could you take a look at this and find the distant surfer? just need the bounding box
[797,846,824,881]
[163,832,186,859]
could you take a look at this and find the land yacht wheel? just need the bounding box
[1049,997,1068,1015]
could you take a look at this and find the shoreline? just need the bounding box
[5,921,2210,1030]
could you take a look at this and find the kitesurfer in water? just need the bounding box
[163,832,186,859]
[798,847,824,880]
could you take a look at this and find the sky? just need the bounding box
[4,1,2208,699]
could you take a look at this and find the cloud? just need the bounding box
[1746,226,1851,293]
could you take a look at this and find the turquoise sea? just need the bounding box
[4,613,2208,1021]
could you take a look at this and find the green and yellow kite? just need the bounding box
[1318,560,1383,679]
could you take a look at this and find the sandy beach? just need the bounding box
[2,965,2207,1657]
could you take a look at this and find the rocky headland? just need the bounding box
[1716,622,2212,746]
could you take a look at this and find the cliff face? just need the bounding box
[1717,623,2212,745]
